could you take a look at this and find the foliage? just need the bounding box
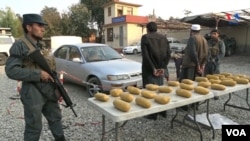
[80,0,108,42]
[68,3,90,37]
[41,6,62,36]
[60,12,72,35]
[0,3,94,39]
[0,7,22,37]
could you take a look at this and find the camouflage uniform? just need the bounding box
[204,39,225,74]
[5,35,65,141]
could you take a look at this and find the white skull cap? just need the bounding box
[191,24,201,31]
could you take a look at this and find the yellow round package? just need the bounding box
[113,99,131,112]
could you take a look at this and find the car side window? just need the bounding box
[54,46,69,59]
[69,47,81,61]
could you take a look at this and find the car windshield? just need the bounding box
[80,45,122,62]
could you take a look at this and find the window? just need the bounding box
[108,7,111,16]
[107,28,113,41]
[81,46,122,62]
[54,46,69,59]
[69,47,81,61]
[117,6,123,16]
[127,7,133,15]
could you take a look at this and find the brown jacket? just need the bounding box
[182,34,208,68]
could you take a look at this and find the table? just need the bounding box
[87,89,214,141]
[210,83,250,111]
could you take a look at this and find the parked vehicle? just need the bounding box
[53,43,142,97]
[0,28,15,65]
[220,35,237,56]
[167,37,187,52]
[122,41,141,54]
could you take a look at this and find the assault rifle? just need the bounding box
[29,49,77,117]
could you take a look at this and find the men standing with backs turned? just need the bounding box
[180,24,208,80]
[141,21,171,120]
[180,24,208,110]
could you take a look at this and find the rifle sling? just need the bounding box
[20,36,36,54]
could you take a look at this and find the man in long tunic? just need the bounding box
[181,24,208,80]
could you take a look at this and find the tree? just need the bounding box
[184,9,192,17]
[60,12,72,35]
[68,3,90,37]
[41,6,62,37]
[81,0,107,42]
[0,7,22,37]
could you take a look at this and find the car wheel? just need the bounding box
[87,77,102,97]
[226,47,232,57]
[0,54,7,66]
[133,49,138,54]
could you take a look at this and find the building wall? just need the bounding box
[104,25,120,48]
[166,28,211,40]
[104,23,147,48]
[219,26,250,53]
[104,3,140,25]
[104,5,116,25]
[126,24,146,45]
[103,1,147,48]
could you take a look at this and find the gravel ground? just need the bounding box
[0,54,250,141]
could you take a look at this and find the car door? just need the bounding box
[54,45,70,74]
[65,46,86,84]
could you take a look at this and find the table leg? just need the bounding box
[224,88,250,111]
[183,105,191,124]
[193,103,203,141]
[246,88,250,107]
[171,108,179,129]
[224,93,232,111]
[206,99,215,139]
[115,122,120,141]
[101,115,105,141]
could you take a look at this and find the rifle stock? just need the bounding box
[29,49,77,117]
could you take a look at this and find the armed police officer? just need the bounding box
[204,29,225,75]
[5,14,65,141]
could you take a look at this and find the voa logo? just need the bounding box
[226,129,246,136]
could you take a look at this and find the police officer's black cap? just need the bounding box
[22,14,47,25]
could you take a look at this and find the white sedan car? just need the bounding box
[53,43,142,97]
[122,41,141,54]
